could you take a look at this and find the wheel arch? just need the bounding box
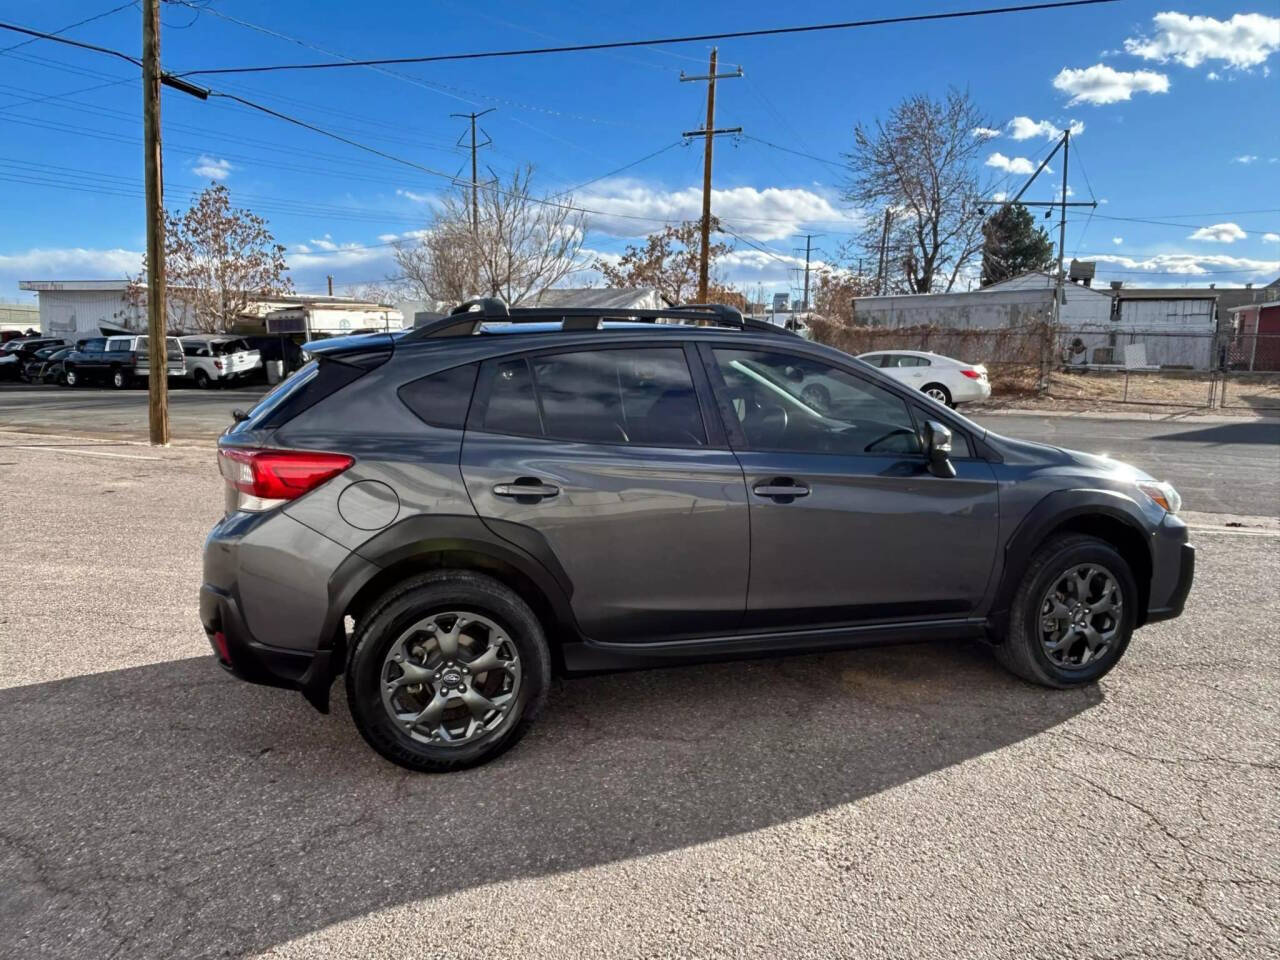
[326,515,581,674]
[990,490,1155,635]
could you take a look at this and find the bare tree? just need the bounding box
[843,89,990,294]
[129,182,292,332]
[595,218,734,304]
[394,165,585,305]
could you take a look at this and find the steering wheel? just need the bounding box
[864,427,918,453]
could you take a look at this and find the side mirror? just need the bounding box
[924,420,956,478]
[231,408,250,423]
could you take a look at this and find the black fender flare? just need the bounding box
[988,488,1155,631]
[321,514,579,652]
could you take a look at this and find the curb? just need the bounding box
[972,408,1280,425]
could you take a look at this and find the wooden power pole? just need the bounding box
[681,49,741,303]
[142,0,169,445]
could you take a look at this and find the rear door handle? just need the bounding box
[752,479,810,501]
[493,478,560,500]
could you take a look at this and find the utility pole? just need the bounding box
[142,0,168,445]
[875,210,893,296]
[1053,128,1071,328]
[451,108,495,232]
[801,235,812,311]
[326,274,333,296]
[681,49,742,303]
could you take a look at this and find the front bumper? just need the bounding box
[200,583,335,711]
[1145,516,1195,624]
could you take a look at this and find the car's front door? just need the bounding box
[460,343,750,642]
[702,345,999,630]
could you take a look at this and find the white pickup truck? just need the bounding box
[180,336,262,388]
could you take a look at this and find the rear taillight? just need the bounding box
[214,359,223,370]
[961,368,982,379]
[218,448,353,512]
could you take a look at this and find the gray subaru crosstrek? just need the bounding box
[201,300,1195,772]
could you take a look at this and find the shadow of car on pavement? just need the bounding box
[0,640,1101,958]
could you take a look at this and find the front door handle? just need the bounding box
[493,478,560,500]
[752,478,810,501]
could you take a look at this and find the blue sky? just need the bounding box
[1,1,1277,303]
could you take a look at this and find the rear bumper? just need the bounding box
[1145,516,1195,624]
[200,583,334,711]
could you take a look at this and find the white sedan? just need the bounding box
[857,350,991,407]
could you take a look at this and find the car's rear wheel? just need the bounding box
[346,571,551,773]
[922,382,953,406]
[194,368,211,389]
[64,367,79,387]
[994,534,1137,688]
[110,368,129,390]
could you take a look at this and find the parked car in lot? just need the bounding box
[0,337,67,381]
[202,299,1194,773]
[180,335,263,388]
[63,335,185,388]
[856,350,990,407]
[22,345,73,384]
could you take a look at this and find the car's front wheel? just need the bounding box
[994,534,1137,688]
[110,368,129,390]
[64,367,79,387]
[346,571,551,773]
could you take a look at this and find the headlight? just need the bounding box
[1137,480,1182,515]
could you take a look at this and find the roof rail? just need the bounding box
[403,298,797,341]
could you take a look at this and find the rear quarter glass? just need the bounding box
[398,362,479,429]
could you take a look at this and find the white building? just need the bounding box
[852,271,1113,330]
[17,280,402,339]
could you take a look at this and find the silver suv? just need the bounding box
[201,300,1194,772]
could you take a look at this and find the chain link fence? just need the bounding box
[808,318,1280,412]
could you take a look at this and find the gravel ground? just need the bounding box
[0,435,1276,960]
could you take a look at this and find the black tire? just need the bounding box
[993,534,1137,689]
[921,382,953,407]
[110,368,129,390]
[345,570,551,773]
[63,367,80,387]
[194,368,211,389]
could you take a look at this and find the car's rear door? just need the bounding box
[460,341,750,642]
[701,344,999,630]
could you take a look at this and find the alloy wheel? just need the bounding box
[925,386,948,403]
[379,611,522,746]
[1038,563,1123,670]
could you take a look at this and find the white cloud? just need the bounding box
[1112,237,1124,245]
[1262,233,1280,244]
[1232,154,1259,164]
[1052,64,1170,105]
[576,180,858,241]
[972,126,1002,140]
[991,191,1008,203]
[1124,12,1280,70]
[396,188,432,204]
[985,152,1038,175]
[1007,116,1085,140]
[1086,252,1279,278]
[1187,222,1247,243]
[191,155,232,181]
[1206,70,1220,80]
[0,246,143,289]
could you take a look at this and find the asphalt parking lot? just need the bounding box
[0,432,1276,959]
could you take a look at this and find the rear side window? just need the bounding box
[477,347,705,447]
[399,362,479,430]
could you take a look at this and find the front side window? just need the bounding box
[479,347,705,447]
[711,348,921,456]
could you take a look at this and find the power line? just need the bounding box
[0,2,136,55]
[743,134,844,171]
[176,2,1123,76]
[558,141,686,194]
[0,18,141,67]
